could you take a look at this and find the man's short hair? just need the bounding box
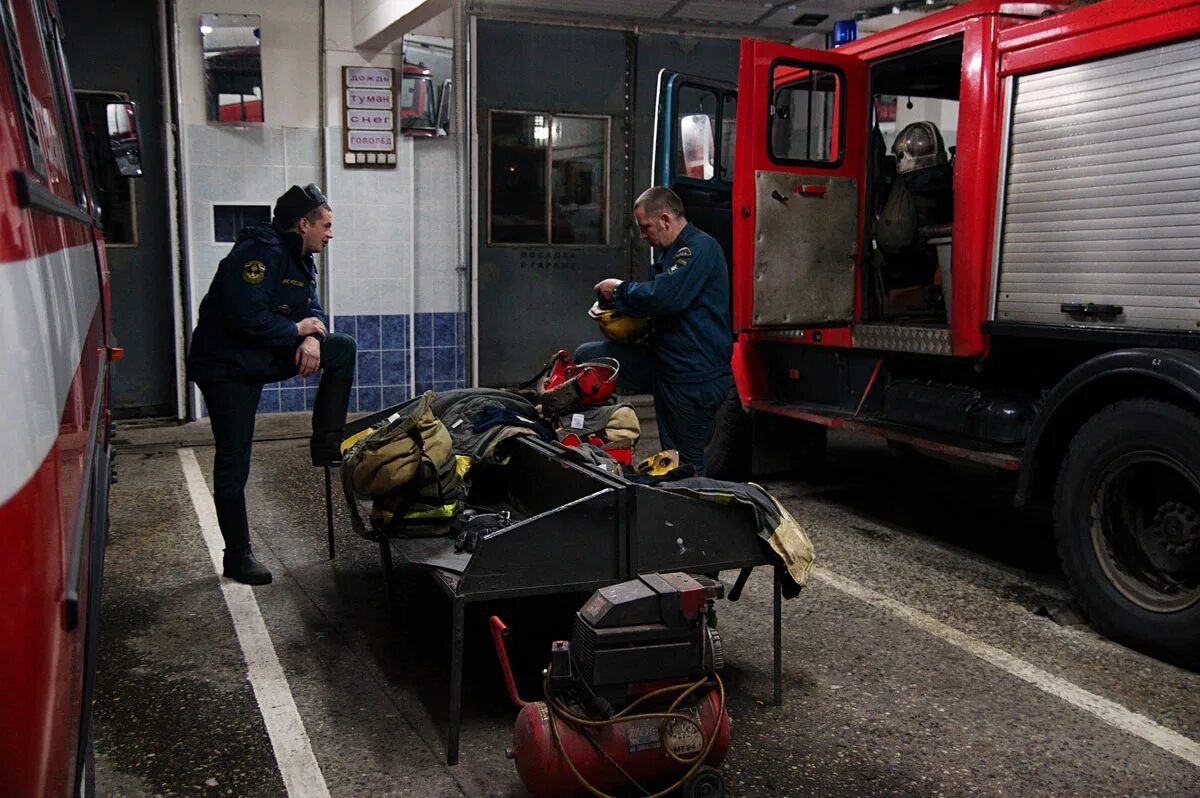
[634,186,686,219]
[300,204,332,225]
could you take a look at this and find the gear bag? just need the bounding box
[875,178,917,255]
[340,391,462,539]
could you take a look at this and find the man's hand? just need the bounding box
[594,278,623,301]
[295,336,321,377]
[296,317,327,338]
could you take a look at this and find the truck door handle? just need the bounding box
[794,184,827,197]
[1060,302,1123,317]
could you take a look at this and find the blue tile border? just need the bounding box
[214,311,467,418]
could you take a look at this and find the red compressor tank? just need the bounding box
[508,688,730,798]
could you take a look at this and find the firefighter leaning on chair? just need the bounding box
[187,184,357,585]
[576,186,733,475]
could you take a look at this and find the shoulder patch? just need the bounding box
[242,260,267,285]
[674,246,692,259]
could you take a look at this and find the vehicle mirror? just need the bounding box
[679,113,714,180]
[104,101,143,178]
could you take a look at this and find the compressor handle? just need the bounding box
[489,615,529,708]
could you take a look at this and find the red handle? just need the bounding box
[794,184,828,196]
[490,616,528,708]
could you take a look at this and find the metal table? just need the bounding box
[361,436,786,765]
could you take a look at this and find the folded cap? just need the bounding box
[272,183,328,228]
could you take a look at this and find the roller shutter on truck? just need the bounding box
[994,37,1200,331]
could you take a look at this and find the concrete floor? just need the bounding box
[96,411,1200,797]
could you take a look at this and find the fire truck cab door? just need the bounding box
[736,40,867,329]
[652,69,738,271]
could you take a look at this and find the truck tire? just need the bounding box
[705,386,751,480]
[1054,399,1200,667]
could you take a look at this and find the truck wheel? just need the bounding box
[1054,399,1200,667]
[705,386,751,480]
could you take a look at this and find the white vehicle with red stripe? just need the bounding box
[0,1,139,795]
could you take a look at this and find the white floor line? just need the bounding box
[178,448,332,798]
[812,568,1200,767]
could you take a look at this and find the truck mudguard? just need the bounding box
[1017,348,1200,506]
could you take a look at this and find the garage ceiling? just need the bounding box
[467,0,962,40]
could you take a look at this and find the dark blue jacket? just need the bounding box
[187,224,326,384]
[615,223,732,384]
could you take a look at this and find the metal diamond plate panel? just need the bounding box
[852,324,953,356]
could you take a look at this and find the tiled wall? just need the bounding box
[181,2,466,420]
[211,312,466,416]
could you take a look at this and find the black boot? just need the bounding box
[223,548,273,585]
[214,494,273,585]
[311,372,354,466]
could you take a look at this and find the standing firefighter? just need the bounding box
[578,187,733,473]
[187,184,356,584]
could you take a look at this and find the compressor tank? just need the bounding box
[510,687,730,798]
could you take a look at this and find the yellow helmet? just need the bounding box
[595,309,649,344]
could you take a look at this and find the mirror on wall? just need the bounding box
[201,13,263,124]
[106,101,144,177]
[401,33,451,137]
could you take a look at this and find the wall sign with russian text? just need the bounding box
[343,66,397,167]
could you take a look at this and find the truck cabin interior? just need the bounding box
[866,35,963,325]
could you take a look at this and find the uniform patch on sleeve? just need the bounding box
[281,278,305,288]
[242,260,267,285]
[670,246,692,273]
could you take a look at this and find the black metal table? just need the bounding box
[360,436,786,765]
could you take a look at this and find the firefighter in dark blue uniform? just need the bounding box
[576,187,732,473]
[187,184,356,585]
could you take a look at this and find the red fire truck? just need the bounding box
[657,0,1200,664]
[0,0,135,794]
[401,59,448,137]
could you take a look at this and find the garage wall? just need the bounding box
[176,0,464,418]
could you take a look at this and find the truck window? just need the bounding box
[672,84,736,185]
[489,110,609,246]
[401,73,436,131]
[769,63,842,165]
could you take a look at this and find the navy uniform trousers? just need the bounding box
[197,333,355,553]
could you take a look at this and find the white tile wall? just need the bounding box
[181,71,463,383]
[184,122,324,321]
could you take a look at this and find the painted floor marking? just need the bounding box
[179,448,332,797]
[813,568,1200,768]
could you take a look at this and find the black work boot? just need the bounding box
[223,547,273,585]
[311,374,354,466]
[214,494,273,585]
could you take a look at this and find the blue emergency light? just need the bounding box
[832,19,858,47]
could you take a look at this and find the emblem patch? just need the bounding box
[674,246,692,259]
[242,260,267,285]
[281,278,305,288]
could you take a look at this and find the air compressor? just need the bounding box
[491,572,731,798]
